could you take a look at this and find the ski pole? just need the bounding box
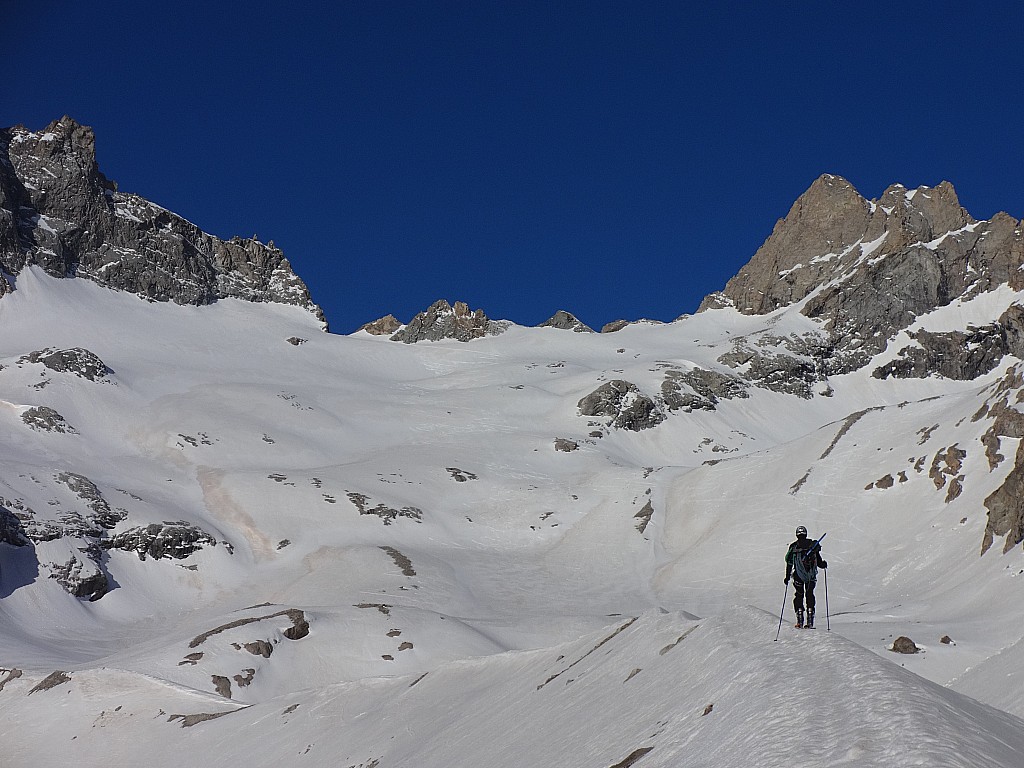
[774,580,789,641]
[824,568,831,631]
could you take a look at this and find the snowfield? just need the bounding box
[1,267,1023,767]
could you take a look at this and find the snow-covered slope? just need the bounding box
[1,262,1024,766]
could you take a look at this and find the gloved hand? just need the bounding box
[784,577,789,585]
[820,561,827,569]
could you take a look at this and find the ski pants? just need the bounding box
[793,578,816,614]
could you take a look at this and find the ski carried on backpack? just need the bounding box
[792,532,825,583]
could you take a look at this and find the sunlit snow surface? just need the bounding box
[1,268,1023,767]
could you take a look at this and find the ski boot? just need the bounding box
[794,609,804,629]
[805,611,815,629]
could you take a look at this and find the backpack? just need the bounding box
[791,539,820,583]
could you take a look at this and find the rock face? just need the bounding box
[538,310,594,333]
[0,117,325,325]
[699,174,1024,373]
[874,305,1024,381]
[104,522,217,561]
[1,471,217,600]
[578,380,665,432]
[661,368,749,412]
[390,300,511,343]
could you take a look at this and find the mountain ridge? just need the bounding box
[0,117,326,325]
[2,120,1024,766]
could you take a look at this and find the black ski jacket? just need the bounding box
[785,537,826,582]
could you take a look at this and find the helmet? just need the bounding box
[795,526,807,537]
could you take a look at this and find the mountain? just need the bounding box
[0,116,325,324]
[1,121,1024,767]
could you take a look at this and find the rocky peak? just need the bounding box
[390,299,512,343]
[0,118,325,326]
[699,174,1022,372]
[537,310,594,333]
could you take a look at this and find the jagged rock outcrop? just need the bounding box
[699,174,1024,373]
[19,347,110,380]
[0,117,325,325]
[390,300,511,343]
[578,380,665,431]
[874,305,1024,381]
[661,368,749,412]
[0,506,29,546]
[104,521,216,561]
[1,472,125,599]
[21,406,77,433]
[46,549,109,601]
[538,310,594,333]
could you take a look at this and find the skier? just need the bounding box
[784,526,827,628]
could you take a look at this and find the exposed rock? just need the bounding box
[554,438,579,452]
[190,608,309,648]
[538,310,594,333]
[360,314,402,336]
[446,467,478,482]
[55,471,124,530]
[380,545,416,577]
[167,711,237,728]
[243,641,274,658]
[211,675,232,699]
[0,118,325,325]
[874,324,1011,381]
[20,406,77,433]
[0,668,23,692]
[982,439,1024,554]
[282,612,310,640]
[46,551,109,601]
[634,500,654,533]
[103,521,216,561]
[661,368,749,412]
[891,636,919,654]
[601,320,631,333]
[699,174,1024,374]
[577,380,665,432]
[876,303,1024,381]
[346,492,423,524]
[390,299,511,343]
[28,671,71,694]
[0,506,29,546]
[19,347,110,380]
[929,446,966,490]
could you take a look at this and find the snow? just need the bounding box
[0,268,1023,766]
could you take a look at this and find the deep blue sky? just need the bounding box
[5,2,1024,333]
